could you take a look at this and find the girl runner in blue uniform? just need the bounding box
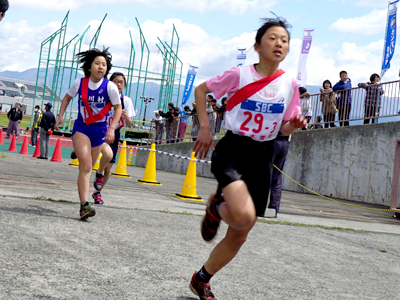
[189,16,307,300]
[55,48,122,219]
[92,72,135,204]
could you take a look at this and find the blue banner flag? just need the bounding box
[181,65,198,105]
[381,0,399,78]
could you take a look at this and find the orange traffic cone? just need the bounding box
[19,136,29,155]
[32,137,41,158]
[137,143,161,186]
[51,138,62,163]
[0,129,3,145]
[8,134,16,152]
[174,152,203,202]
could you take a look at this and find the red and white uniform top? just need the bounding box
[106,94,136,130]
[67,77,120,124]
[206,65,301,141]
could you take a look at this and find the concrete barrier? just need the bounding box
[136,121,400,207]
[284,121,400,207]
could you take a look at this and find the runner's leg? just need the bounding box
[202,180,257,275]
[73,132,102,203]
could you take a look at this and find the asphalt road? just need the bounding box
[0,152,399,300]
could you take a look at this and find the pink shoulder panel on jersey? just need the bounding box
[205,67,240,99]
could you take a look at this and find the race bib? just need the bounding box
[234,99,284,141]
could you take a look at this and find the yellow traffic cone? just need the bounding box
[112,140,131,178]
[137,143,162,186]
[92,153,102,171]
[127,148,134,166]
[174,152,203,202]
[69,158,79,167]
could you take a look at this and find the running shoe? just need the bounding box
[92,191,103,205]
[189,272,216,300]
[80,202,96,219]
[201,193,223,242]
[70,150,77,159]
[93,171,104,191]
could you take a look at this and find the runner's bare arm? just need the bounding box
[193,82,215,159]
[105,104,122,144]
[280,115,307,136]
[55,94,73,130]
[122,111,133,127]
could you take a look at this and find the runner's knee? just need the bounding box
[231,211,256,230]
[79,162,92,174]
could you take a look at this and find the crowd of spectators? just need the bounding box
[154,94,228,143]
[153,71,386,143]
[301,70,385,130]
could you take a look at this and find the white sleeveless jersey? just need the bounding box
[224,66,294,141]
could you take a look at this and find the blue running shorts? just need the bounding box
[72,117,107,148]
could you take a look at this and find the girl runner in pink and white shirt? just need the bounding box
[189,16,307,300]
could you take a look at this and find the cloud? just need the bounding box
[11,0,276,15]
[330,9,387,35]
[0,20,61,71]
[355,0,388,7]
[275,38,389,88]
[1,17,399,98]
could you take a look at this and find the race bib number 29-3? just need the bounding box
[237,100,284,140]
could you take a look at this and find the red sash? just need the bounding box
[226,69,285,111]
[81,77,112,125]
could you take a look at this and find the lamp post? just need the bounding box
[140,96,154,124]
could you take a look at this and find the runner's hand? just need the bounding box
[193,128,215,159]
[105,128,115,144]
[55,116,63,131]
[289,115,308,129]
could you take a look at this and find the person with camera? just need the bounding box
[38,102,55,160]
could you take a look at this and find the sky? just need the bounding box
[0,0,398,96]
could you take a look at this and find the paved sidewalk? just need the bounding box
[0,152,399,299]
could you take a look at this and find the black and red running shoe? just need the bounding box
[201,193,224,242]
[189,272,216,300]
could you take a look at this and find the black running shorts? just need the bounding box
[211,131,275,217]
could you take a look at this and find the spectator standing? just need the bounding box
[212,99,223,134]
[170,107,180,143]
[152,110,164,144]
[6,103,23,139]
[0,0,9,22]
[38,103,56,160]
[218,97,228,132]
[30,105,42,146]
[159,103,174,143]
[206,95,216,137]
[179,105,191,142]
[268,132,290,216]
[333,71,352,126]
[320,80,337,128]
[299,87,311,129]
[358,73,385,124]
[191,101,200,141]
